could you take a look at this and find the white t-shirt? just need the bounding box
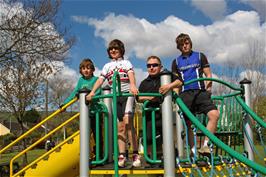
[100,58,134,92]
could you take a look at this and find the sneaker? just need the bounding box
[132,154,141,167]
[118,154,126,167]
[198,146,211,154]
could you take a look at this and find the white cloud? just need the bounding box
[0,1,25,23]
[191,0,227,21]
[94,67,102,78]
[80,13,179,59]
[239,69,266,82]
[48,61,79,89]
[240,0,266,22]
[134,67,148,87]
[73,11,266,65]
[47,61,146,91]
[1,1,69,63]
[239,69,266,96]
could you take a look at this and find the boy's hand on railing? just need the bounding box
[159,84,171,95]
[86,92,95,101]
[130,85,139,96]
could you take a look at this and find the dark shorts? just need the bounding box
[116,96,135,121]
[179,90,217,126]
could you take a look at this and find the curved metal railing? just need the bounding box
[175,77,266,175]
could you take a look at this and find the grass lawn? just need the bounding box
[0,149,46,165]
[236,144,265,166]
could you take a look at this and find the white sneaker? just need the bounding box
[198,146,211,154]
[118,154,126,167]
[132,154,141,167]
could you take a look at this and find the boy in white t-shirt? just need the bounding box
[86,39,141,168]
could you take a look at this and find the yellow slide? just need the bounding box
[23,131,96,177]
[24,135,80,177]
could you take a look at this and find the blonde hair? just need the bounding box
[146,55,162,65]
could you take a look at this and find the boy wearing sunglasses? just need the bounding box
[138,56,183,165]
[86,39,140,168]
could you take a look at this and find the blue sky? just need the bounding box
[56,0,266,87]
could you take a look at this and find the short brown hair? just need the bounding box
[175,33,192,50]
[146,55,162,65]
[107,39,125,58]
[79,58,95,75]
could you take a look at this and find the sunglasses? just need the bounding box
[146,63,160,68]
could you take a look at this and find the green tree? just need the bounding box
[0,0,75,165]
[256,96,266,119]
[23,109,41,124]
[0,133,16,147]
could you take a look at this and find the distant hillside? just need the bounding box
[0,112,17,122]
[0,111,78,129]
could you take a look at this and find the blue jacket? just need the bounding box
[175,51,208,92]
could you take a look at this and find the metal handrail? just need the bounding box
[176,77,266,174]
[12,131,80,177]
[141,100,161,164]
[235,96,266,128]
[184,77,243,92]
[176,97,266,174]
[0,98,77,155]
[90,102,109,165]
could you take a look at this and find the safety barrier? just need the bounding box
[0,71,265,177]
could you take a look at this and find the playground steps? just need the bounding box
[23,135,80,177]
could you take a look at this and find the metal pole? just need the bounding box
[239,78,254,161]
[9,116,11,131]
[103,86,113,163]
[175,106,184,158]
[160,69,176,177]
[79,88,90,177]
[45,79,49,135]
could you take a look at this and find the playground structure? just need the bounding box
[0,70,265,177]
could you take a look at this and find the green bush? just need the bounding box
[0,133,17,147]
[23,109,41,123]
